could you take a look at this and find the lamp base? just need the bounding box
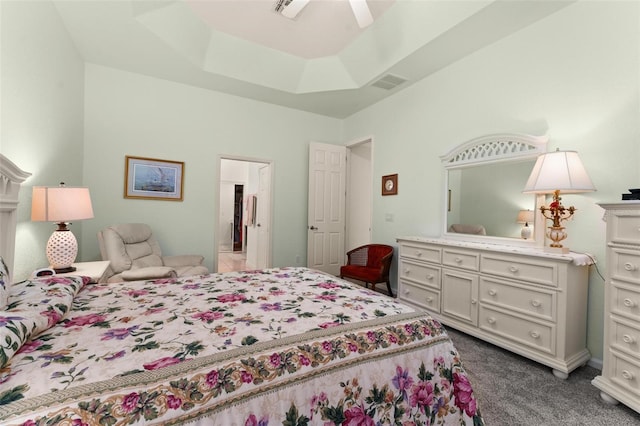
[46,227,78,272]
[53,266,77,274]
[544,246,570,254]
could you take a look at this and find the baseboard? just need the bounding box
[588,356,603,371]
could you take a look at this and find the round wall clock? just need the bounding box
[382,174,398,196]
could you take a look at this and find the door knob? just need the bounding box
[256,223,261,227]
[309,226,318,230]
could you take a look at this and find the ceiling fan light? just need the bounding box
[281,0,310,19]
[349,0,373,28]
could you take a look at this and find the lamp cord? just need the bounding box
[584,253,605,282]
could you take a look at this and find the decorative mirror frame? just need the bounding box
[441,133,548,247]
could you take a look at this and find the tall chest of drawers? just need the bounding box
[592,202,640,413]
[397,237,592,378]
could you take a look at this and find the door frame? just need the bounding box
[214,155,274,272]
[345,136,374,251]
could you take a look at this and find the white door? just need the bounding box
[218,182,235,252]
[256,165,271,269]
[307,142,346,276]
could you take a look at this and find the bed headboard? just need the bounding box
[0,154,32,283]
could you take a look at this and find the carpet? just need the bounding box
[446,327,640,425]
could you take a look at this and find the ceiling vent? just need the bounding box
[371,74,408,90]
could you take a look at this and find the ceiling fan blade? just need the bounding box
[281,0,311,19]
[349,0,373,28]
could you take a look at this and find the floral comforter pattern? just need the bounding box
[0,267,483,425]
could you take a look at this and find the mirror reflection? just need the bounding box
[446,160,536,239]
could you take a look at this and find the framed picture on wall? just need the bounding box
[382,174,398,196]
[124,156,184,201]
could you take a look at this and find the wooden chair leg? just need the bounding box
[386,280,394,298]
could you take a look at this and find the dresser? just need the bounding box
[592,202,640,413]
[397,237,593,378]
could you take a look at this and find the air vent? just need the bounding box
[371,74,408,90]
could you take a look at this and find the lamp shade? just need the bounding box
[516,209,535,224]
[31,186,94,222]
[523,149,596,194]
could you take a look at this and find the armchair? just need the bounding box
[97,223,209,283]
[339,244,394,297]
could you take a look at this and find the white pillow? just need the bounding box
[0,256,9,309]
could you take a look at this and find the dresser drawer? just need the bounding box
[479,305,555,355]
[611,281,640,321]
[442,248,479,271]
[609,212,640,246]
[610,248,640,285]
[611,317,640,358]
[608,350,640,396]
[481,253,557,287]
[400,259,440,289]
[479,277,555,322]
[400,243,441,264]
[399,280,440,313]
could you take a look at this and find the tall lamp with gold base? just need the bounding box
[523,149,595,253]
[31,183,94,273]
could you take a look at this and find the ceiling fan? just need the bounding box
[276,0,374,28]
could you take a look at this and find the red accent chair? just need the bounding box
[340,244,394,297]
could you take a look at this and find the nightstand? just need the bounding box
[56,261,110,283]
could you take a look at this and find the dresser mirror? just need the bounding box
[442,134,548,246]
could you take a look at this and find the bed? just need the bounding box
[0,155,484,425]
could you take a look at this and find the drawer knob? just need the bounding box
[487,317,496,324]
[624,262,638,272]
[622,370,635,381]
[623,298,637,308]
[454,257,463,263]
[623,334,636,344]
[426,274,434,280]
[404,268,411,274]
[416,251,423,257]
[529,331,540,339]
[426,296,433,303]
[508,266,519,273]
[488,289,497,297]
[530,300,542,308]
[471,299,477,305]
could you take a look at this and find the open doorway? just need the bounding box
[217,157,272,273]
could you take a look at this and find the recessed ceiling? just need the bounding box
[52,0,574,118]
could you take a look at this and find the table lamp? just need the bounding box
[31,183,94,273]
[523,149,595,253]
[516,209,535,240]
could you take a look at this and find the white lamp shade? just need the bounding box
[31,186,94,222]
[516,210,535,224]
[523,150,596,194]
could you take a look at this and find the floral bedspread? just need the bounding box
[0,267,483,425]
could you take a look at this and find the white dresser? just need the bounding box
[397,236,592,378]
[592,202,640,413]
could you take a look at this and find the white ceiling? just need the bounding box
[52,0,574,118]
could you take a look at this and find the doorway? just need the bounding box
[217,157,273,273]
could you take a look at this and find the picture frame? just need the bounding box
[382,174,398,196]
[124,156,184,201]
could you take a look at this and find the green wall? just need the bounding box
[343,0,640,361]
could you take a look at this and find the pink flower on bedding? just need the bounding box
[193,311,224,323]
[244,414,269,426]
[71,419,88,426]
[453,372,477,417]
[101,326,138,340]
[122,392,140,413]
[259,302,282,311]
[17,339,43,354]
[127,289,148,297]
[343,405,375,426]
[64,313,106,327]
[21,421,36,426]
[315,293,337,302]
[217,293,246,303]
[241,370,253,383]
[143,356,182,370]
[318,321,340,329]
[299,355,310,366]
[317,282,340,289]
[392,366,414,401]
[40,309,62,327]
[167,395,182,409]
[206,369,219,388]
[269,352,282,368]
[409,381,434,413]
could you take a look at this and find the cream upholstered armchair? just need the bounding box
[97,223,209,283]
